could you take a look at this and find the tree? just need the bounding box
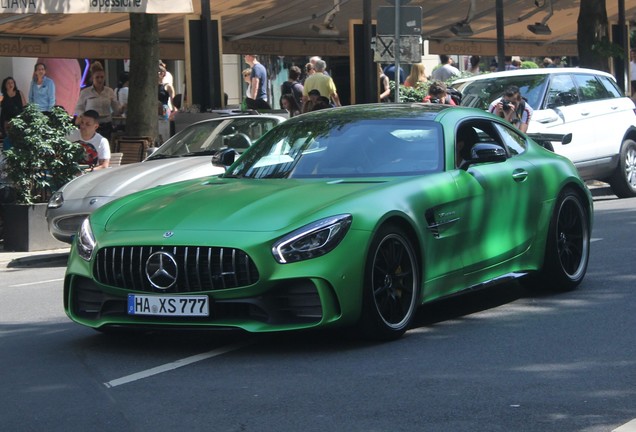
[577,0,610,71]
[126,13,160,141]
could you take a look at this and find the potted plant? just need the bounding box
[1,103,84,251]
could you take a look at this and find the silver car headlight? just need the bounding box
[77,218,96,261]
[48,191,64,209]
[272,214,352,264]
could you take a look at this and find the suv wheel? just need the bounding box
[608,139,636,198]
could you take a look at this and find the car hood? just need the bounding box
[60,157,224,200]
[102,177,392,233]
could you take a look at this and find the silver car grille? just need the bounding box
[93,246,259,293]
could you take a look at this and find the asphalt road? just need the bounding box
[1,190,635,432]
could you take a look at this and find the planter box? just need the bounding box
[2,203,68,252]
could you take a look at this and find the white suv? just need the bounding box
[454,67,636,198]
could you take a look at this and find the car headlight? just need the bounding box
[77,218,96,261]
[48,191,64,209]
[272,214,352,264]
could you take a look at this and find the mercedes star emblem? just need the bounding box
[145,251,178,290]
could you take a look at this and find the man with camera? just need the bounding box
[489,85,533,133]
[423,81,457,105]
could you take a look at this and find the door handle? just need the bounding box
[512,169,528,182]
[537,116,559,124]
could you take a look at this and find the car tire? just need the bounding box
[527,188,590,292]
[608,139,636,198]
[357,224,419,341]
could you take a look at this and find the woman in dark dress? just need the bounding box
[1,76,27,149]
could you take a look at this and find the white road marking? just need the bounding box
[8,278,64,288]
[614,419,636,432]
[103,340,253,388]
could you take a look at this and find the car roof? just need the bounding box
[286,103,467,123]
[453,67,616,86]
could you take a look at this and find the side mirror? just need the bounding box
[212,147,240,169]
[463,143,507,169]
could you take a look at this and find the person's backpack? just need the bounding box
[447,87,463,105]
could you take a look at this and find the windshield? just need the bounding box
[225,118,443,179]
[147,117,280,160]
[457,74,549,110]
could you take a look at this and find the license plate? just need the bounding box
[127,294,209,317]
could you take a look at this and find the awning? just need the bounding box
[0,0,193,14]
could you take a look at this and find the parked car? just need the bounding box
[64,104,592,340]
[47,114,285,243]
[454,67,636,198]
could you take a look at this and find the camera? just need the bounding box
[502,100,514,112]
[430,98,441,104]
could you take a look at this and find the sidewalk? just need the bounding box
[0,244,70,269]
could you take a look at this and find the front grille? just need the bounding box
[93,246,259,293]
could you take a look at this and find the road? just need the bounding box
[1,190,635,432]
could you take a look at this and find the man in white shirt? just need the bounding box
[431,55,461,82]
[67,109,111,171]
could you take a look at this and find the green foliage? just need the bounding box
[388,72,473,103]
[521,61,539,69]
[4,104,84,204]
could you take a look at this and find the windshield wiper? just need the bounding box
[146,154,179,160]
[182,150,218,157]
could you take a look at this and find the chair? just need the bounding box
[115,136,153,164]
[109,152,123,167]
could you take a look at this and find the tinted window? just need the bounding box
[573,74,610,102]
[545,74,577,107]
[597,75,623,98]
[458,75,548,110]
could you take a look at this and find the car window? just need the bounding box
[572,74,610,102]
[494,123,527,156]
[458,74,548,111]
[148,117,279,159]
[596,75,623,98]
[455,120,508,167]
[227,119,444,179]
[545,74,577,108]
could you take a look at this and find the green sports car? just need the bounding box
[64,104,592,340]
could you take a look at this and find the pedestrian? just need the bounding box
[488,85,534,133]
[75,61,121,141]
[28,62,56,112]
[243,54,272,110]
[281,93,301,117]
[1,76,27,141]
[304,62,315,83]
[303,89,320,113]
[280,65,303,110]
[384,63,405,84]
[423,81,457,105]
[378,64,391,102]
[467,55,481,74]
[302,59,341,110]
[240,68,252,111]
[67,109,111,172]
[158,65,175,143]
[115,71,129,116]
[404,63,427,88]
[431,55,460,81]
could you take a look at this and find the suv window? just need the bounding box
[458,75,548,111]
[572,74,610,102]
[597,75,623,98]
[546,74,577,108]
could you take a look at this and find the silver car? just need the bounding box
[46,114,285,243]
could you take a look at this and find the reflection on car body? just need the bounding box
[454,67,636,198]
[46,114,285,243]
